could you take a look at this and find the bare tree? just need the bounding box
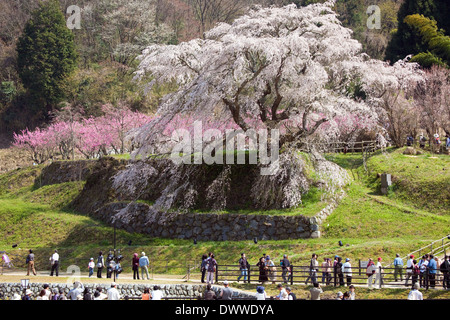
[187,0,246,38]
[413,65,450,148]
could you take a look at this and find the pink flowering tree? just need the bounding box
[13,104,153,161]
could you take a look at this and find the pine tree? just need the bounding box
[17,0,77,114]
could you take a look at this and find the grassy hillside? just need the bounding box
[0,149,448,283]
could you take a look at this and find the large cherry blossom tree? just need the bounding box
[132,0,423,158]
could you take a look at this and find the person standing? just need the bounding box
[26,249,37,276]
[412,259,419,286]
[266,256,276,284]
[206,254,217,285]
[405,255,415,287]
[305,253,319,285]
[256,257,269,284]
[427,254,437,289]
[88,258,95,277]
[342,258,352,286]
[219,280,233,300]
[418,255,429,288]
[132,253,140,280]
[407,283,423,300]
[440,255,450,290]
[200,254,208,283]
[281,254,290,284]
[139,252,150,280]
[96,251,104,278]
[335,257,344,286]
[107,282,121,300]
[321,257,331,286]
[237,253,249,283]
[50,250,59,276]
[106,251,114,279]
[393,254,403,282]
[374,257,383,288]
[366,258,376,289]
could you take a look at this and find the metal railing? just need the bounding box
[215,264,449,290]
[385,235,450,268]
[300,140,378,155]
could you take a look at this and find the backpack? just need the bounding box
[289,292,297,300]
[413,265,420,275]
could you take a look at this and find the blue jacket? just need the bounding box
[428,259,437,274]
[139,256,149,267]
[394,257,403,266]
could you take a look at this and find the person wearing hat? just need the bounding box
[219,280,233,300]
[255,286,266,300]
[336,291,343,300]
[342,258,352,286]
[88,258,95,277]
[107,282,121,300]
[139,252,150,280]
[22,289,33,300]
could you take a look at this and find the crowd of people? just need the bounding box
[16,249,449,300]
[407,133,450,151]
[19,281,165,300]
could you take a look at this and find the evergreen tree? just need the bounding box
[17,0,77,115]
[405,14,450,67]
[385,0,436,63]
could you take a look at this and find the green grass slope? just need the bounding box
[0,150,448,283]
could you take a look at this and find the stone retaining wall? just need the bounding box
[0,283,255,300]
[94,191,345,241]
